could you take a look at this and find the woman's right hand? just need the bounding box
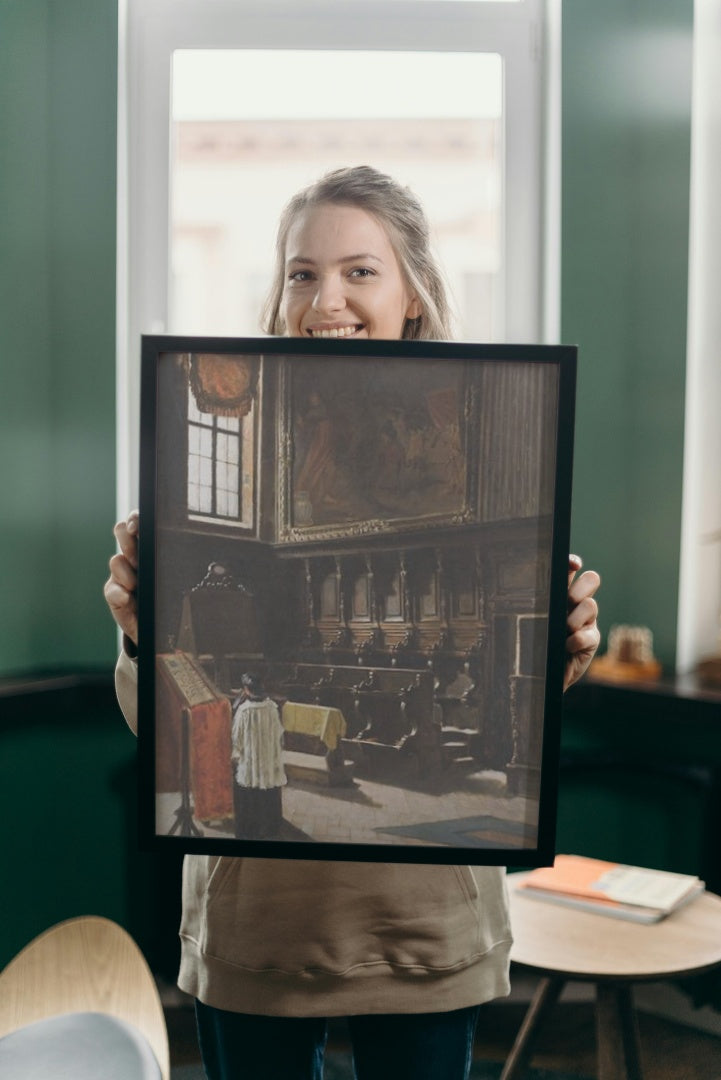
[104,510,139,646]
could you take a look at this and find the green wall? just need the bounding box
[0,1,694,677]
[0,0,138,972]
[0,0,698,970]
[0,0,118,675]
[562,0,693,670]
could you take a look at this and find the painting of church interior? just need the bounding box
[148,349,561,856]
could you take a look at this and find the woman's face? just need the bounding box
[280,203,421,340]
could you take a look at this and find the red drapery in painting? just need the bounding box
[156,653,233,822]
[186,353,258,418]
[189,698,233,821]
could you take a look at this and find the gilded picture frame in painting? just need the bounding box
[276,353,480,544]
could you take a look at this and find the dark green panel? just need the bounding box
[559,682,721,891]
[1,688,133,967]
[0,2,55,672]
[556,769,709,878]
[47,0,119,667]
[1,682,184,977]
[562,0,693,669]
[0,0,118,674]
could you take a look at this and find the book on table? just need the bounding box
[515,854,705,923]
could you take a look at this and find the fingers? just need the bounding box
[103,574,139,643]
[567,563,601,640]
[568,567,601,610]
[563,618,601,689]
[109,547,137,588]
[103,574,136,617]
[565,622,601,658]
[105,511,140,645]
[567,553,583,589]
[564,558,601,690]
[566,591,599,636]
[113,510,139,568]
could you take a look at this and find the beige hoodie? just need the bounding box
[116,650,512,1016]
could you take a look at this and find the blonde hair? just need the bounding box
[262,166,453,341]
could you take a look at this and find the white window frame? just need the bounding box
[117,0,559,512]
[676,0,721,675]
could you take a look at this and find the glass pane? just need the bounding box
[170,49,503,341]
[218,414,240,433]
[199,428,212,458]
[199,454,212,487]
[199,485,212,513]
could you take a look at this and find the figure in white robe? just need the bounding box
[231,674,286,839]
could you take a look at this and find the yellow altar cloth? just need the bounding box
[281,702,347,751]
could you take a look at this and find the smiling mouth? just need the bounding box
[307,324,364,339]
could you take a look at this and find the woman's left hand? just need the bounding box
[564,554,601,691]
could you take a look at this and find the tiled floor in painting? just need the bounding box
[156,764,539,851]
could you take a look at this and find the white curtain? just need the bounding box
[677,0,721,672]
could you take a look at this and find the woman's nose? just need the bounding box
[312,274,345,314]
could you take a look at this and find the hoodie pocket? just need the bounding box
[192,858,507,976]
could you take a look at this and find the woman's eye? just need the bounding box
[288,269,313,283]
[349,267,375,279]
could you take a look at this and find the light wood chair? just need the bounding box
[0,915,169,1079]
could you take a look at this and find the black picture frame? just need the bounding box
[138,335,576,866]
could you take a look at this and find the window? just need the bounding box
[170,49,504,343]
[187,396,255,527]
[118,0,557,512]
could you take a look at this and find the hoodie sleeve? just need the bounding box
[115,645,139,736]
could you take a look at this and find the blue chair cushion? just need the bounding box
[0,1011,162,1079]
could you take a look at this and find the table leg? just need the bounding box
[596,982,643,1080]
[500,976,565,1080]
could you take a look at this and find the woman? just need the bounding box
[106,166,601,1080]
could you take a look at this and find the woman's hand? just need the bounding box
[564,554,601,691]
[103,510,139,646]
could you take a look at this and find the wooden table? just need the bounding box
[503,872,721,1080]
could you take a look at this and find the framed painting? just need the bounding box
[276,354,479,542]
[137,335,576,866]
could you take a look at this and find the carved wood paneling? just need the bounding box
[480,362,559,522]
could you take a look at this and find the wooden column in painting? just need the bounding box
[506,674,544,798]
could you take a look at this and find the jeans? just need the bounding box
[195,999,481,1080]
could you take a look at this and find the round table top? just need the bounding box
[508,871,721,981]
